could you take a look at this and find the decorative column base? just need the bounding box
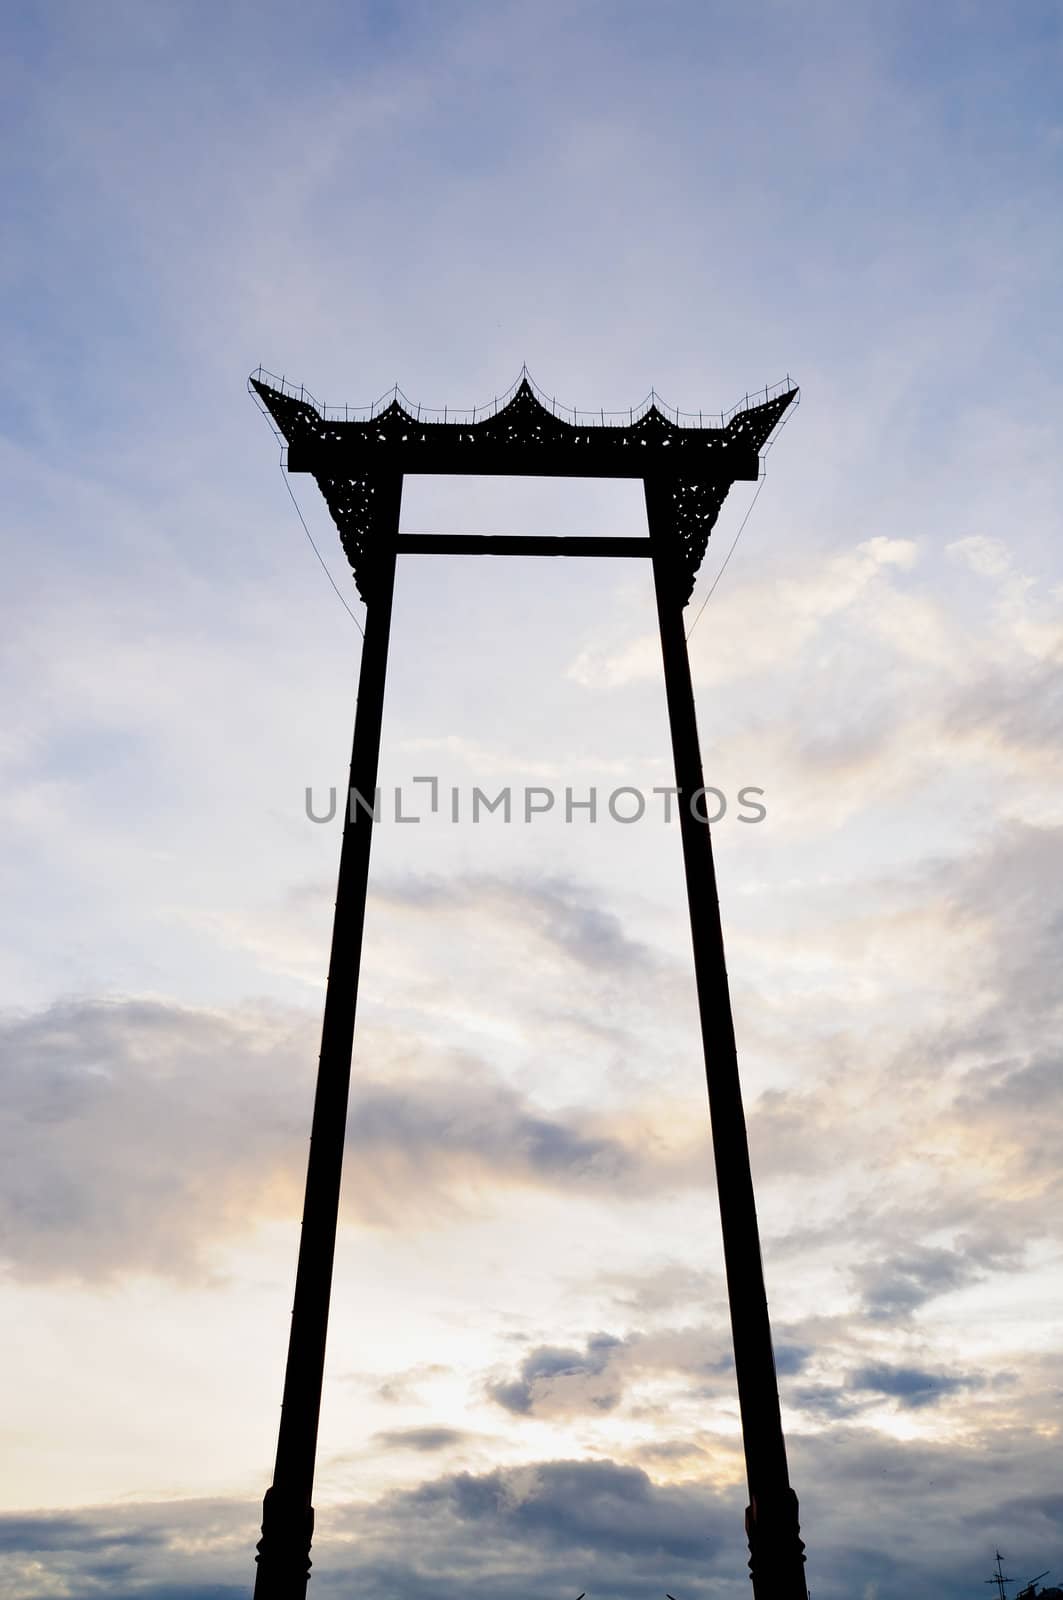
[254,1486,315,1600]
[745,1487,808,1598]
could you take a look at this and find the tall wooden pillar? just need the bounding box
[253,480,401,1600]
[647,480,807,1599]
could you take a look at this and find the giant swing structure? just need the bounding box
[248,367,807,1600]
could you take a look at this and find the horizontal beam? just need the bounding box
[394,534,653,557]
[287,443,760,482]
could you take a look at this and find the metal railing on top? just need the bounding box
[248,365,796,431]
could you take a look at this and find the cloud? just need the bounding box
[344,1076,640,1201]
[372,1427,472,1453]
[944,659,1063,764]
[368,1363,451,1405]
[0,1466,738,1600]
[395,1458,726,1562]
[371,871,659,976]
[6,1425,1063,1600]
[0,977,709,1283]
[602,1261,722,1318]
[847,1363,976,1409]
[0,997,313,1284]
[774,1343,812,1376]
[854,1246,999,1321]
[947,536,1013,578]
[488,1334,626,1417]
[567,537,922,693]
[486,1326,736,1420]
[0,1499,252,1600]
[0,1514,164,1555]
[740,820,1063,1249]
[789,1383,867,1422]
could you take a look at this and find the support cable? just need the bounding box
[685,478,764,642]
[278,463,365,637]
[684,396,799,640]
[249,382,365,637]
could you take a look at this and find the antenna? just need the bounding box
[987,1551,1013,1600]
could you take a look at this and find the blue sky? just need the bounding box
[2,4,1062,1599]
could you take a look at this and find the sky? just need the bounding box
[1,2,1062,1598]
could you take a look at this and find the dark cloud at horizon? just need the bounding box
[3,1434,1059,1600]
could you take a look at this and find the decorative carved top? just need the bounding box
[249,371,797,603]
[251,371,794,477]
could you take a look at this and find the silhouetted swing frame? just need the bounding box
[248,371,808,1600]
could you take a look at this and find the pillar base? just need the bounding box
[745,1487,808,1599]
[254,1486,314,1600]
